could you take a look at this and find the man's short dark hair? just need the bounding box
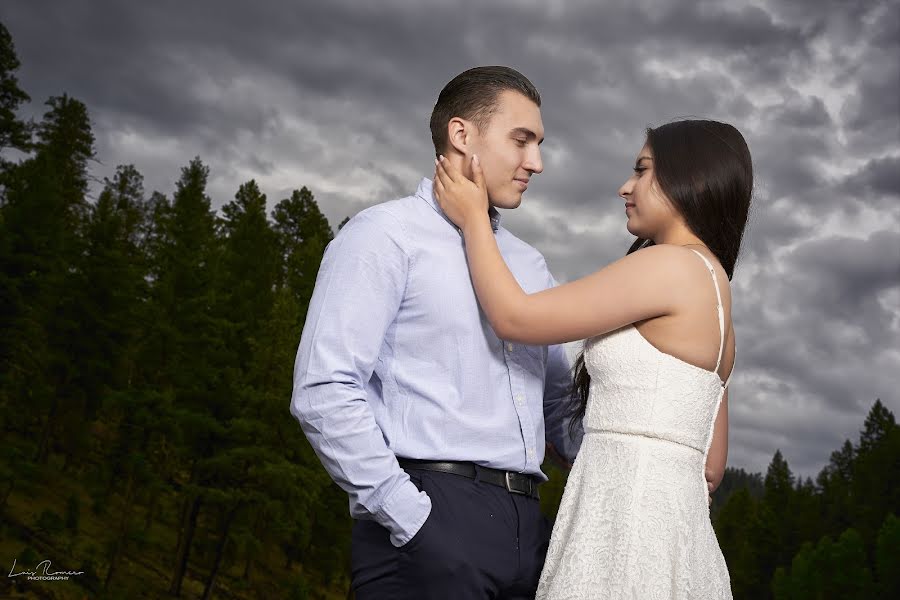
[429,66,541,155]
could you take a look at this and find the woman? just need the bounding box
[432,119,751,599]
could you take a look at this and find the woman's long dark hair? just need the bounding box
[567,119,753,437]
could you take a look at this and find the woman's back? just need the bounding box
[584,248,732,454]
[631,245,735,383]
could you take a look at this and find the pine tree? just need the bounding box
[816,439,855,537]
[858,400,895,455]
[751,450,797,598]
[0,21,31,162]
[143,157,229,596]
[191,180,280,598]
[789,477,820,558]
[56,165,150,471]
[852,400,900,547]
[150,157,223,394]
[272,187,334,315]
[0,95,94,462]
[217,179,279,368]
[764,449,794,514]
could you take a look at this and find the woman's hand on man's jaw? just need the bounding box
[433,154,489,232]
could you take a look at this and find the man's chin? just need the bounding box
[490,195,523,210]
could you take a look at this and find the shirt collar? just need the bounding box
[416,177,501,234]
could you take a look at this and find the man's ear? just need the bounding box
[447,117,472,155]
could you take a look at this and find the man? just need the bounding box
[291,66,582,599]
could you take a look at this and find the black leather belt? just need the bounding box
[398,458,540,499]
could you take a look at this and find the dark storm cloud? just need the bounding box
[842,156,900,202]
[773,96,831,129]
[2,0,897,476]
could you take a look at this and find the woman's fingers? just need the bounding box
[435,155,484,197]
[472,154,485,190]
[439,157,458,186]
[435,159,460,198]
[439,154,465,184]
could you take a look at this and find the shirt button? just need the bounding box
[515,394,524,406]
[506,342,514,352]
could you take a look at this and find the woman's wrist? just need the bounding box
[462,211,492,238]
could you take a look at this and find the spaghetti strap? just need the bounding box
[688,249,726,374]
[722,352,735,390]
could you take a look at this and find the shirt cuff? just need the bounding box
[374,479,433,547]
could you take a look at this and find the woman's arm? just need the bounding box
[434,156,688,345]
[704,390,729,494]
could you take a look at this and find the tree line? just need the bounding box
[1,22,347,599]
[1,21,897,600]
[712,400,899,599]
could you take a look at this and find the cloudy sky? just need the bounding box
[3,0,898,478]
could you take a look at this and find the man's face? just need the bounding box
[467,90,544,209]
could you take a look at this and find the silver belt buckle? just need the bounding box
[505,472,527,495]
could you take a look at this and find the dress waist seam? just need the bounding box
[584,427,703,455]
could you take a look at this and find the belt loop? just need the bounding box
[473,464,482,485]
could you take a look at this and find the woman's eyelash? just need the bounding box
[633,166,646,174]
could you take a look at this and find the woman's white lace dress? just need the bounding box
[536,250,733,599]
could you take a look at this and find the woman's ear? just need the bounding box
[447,117,471,155]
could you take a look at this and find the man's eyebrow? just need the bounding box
[510,127,544,145]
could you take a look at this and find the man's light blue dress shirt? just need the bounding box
[291,178,582,547]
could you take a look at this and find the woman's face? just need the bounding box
[618,143,678,240]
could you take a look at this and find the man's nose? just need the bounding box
[524,147,543,175]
